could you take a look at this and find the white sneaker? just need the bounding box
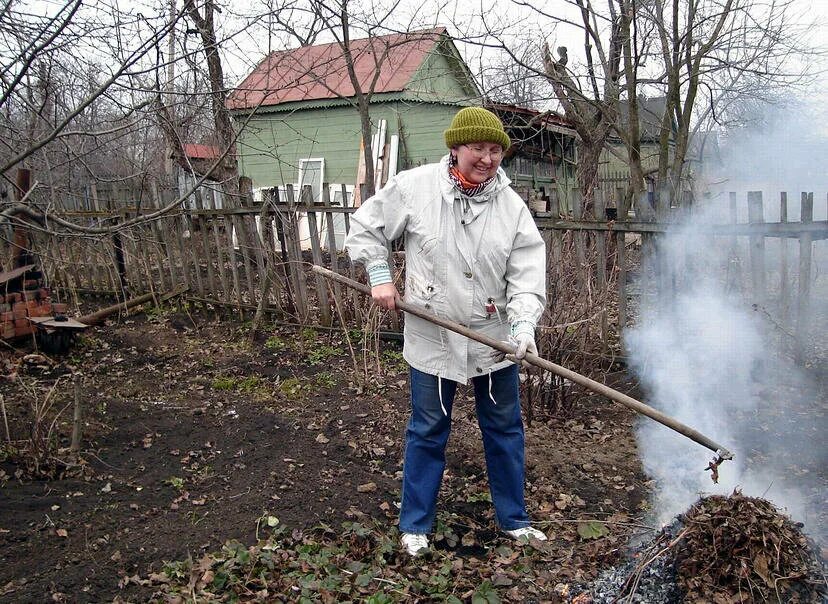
[503,526,547,542]
[401,533,429,556]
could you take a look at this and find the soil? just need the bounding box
[0,308,661,602]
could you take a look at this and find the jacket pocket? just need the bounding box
[405,274,441,307]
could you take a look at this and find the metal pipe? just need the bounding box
[312,265,733,461]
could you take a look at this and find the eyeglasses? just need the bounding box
[462,144,503,160]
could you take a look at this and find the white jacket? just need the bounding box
[345,155,546,383]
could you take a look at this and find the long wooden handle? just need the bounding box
[312,265,733,461]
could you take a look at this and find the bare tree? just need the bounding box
[183,0,240,203]
[645,0,815,204]
[541,0,623,216]
[483,42,550,110]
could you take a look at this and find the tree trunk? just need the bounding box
[185,0,239,206]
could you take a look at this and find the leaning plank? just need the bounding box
[232,213,257,306]
[322,186,345,321]
[245,190,268,301]
[272,204,296,315]
[225,214,244,313]
[181,209,203,296]
[194,190,216,297]
[151,185,178,288]
[340,184,362,325]
[283,185,309,319]
[258,191,283,307]
[206,195,231,304]
[172,210,192,293]
[302,185,332,326]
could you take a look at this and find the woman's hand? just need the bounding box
[371,283,400,310]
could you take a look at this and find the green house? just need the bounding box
[228,27,482,203]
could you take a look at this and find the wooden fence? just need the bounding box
[8,182,828,362]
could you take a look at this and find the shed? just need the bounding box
[227,27,481,207]
[491,103,578,214]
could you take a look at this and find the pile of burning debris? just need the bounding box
[571,491,826,603]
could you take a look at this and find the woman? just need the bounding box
[345,106,547,556]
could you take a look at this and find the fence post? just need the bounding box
[795,192,813,365]
[725,192,740,295]
[615,185,629,332]
[303,185,332,326]
[322,185,346,321]
[283,185,308,319]
[340,184,362,325]
[271,188,296,316]
[747,191,766,306]
[779,192,789,327]
[594,189,608,348]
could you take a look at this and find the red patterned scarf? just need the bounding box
[448,155,495,197]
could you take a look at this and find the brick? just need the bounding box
[39,288,51,300]
[2,326,15,340]
[0,303,9,313]
[14,324,35,338]
[1,311,13,322]
[13,301,27,312]
[23,279,40,290]
[14,318,28,328]
[12,308,27,320]
[39,302,52,315]
[53,303,69,314]
[22,290,40,302]
[6,292,20,303]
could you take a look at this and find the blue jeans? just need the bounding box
[399,364,530,534]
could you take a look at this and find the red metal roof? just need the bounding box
[228,27,447,110]
[182,143,220,160]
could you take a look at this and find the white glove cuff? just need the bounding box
[511,319,536,339]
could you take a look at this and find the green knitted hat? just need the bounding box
[444,107,510,151]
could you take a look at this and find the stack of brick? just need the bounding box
[0,266,68,341]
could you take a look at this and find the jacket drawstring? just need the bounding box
[438,375,448,416]
[488,371,497,405]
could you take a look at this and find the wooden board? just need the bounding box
[28,316,88,330]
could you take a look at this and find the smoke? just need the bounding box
[624,108,828,543]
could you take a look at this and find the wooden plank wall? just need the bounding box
[20,187,828,363]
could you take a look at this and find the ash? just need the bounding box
[570,523,685,603]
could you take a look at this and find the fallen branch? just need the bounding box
[77,285,189,325]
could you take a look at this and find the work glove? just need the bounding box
[511,320,537,360]
[513,332,537,360]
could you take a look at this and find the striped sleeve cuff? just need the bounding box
[367,262,392,287]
